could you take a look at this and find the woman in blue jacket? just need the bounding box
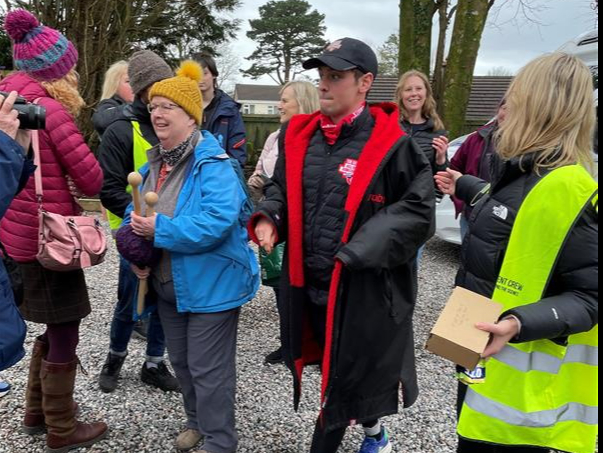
[0,92,35,376]
[122,61,259,453]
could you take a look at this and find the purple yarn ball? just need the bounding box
[116,225,162,268]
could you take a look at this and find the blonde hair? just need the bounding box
[40,69,86,117]
[281,81,320,114]
[497,53,595,173]
[100,60,128,101]
[395,70,445,131]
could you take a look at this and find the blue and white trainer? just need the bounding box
[0,376,11,398]
[358,427,392,453]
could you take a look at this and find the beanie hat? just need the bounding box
[149,60,203,125]
[128,50,173,96]
[4,9,78,81]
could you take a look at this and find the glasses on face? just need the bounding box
[147,102,181,114]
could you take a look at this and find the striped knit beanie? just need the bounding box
[150,60,203,125]
[4,9,78,81]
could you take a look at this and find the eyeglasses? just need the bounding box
[147,102,181,114]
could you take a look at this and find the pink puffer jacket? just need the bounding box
[0,72,103,263]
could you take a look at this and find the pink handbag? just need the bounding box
[32,128,107,271]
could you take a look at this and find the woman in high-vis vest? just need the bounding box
[435,53,598,453]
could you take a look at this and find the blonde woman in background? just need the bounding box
[248,80,320,365]
[435,53,598,453]
[92,60,134,138]
[396,70,449,175]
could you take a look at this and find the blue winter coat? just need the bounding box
[203,90,247,168]
[125,131,259,314]
[0,131,32,371]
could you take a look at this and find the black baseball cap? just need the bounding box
[303,38,379,77]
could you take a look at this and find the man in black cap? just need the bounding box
[249,38,436,452]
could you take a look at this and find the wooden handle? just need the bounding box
[137,278,148,316]
[128,172,143,216]
[145,192,159,217]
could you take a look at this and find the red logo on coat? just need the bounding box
[338,158,358,185]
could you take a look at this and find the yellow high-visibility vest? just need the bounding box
[106,121,152,231]
[458,164,598,453]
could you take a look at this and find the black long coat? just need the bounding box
[250,103,436,431]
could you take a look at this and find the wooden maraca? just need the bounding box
[127,172,143,216]
[137,192,159,316]
[136,191,159,317]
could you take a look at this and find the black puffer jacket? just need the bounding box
[456,154,598,343]
[302,107,373,304]
[97,97,158,218]
[92,95,128,138]
[401,118,448,175]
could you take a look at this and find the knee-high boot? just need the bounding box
[41,359,108,453]
[22,336,48,434]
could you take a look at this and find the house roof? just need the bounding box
[235,76,513,120]
[368,76,513,120]
[234,84,281,102]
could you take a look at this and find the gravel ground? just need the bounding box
[0,234,462,453]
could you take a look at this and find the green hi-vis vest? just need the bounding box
[106,121,152,231]
[458,165,599,453]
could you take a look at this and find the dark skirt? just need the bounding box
[18,261,91,325]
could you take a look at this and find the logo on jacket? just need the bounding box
[492,204,509,220]
[338,159,358,185]
[368,194,386,204]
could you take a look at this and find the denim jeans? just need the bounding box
[109,257,166,358]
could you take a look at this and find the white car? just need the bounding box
[436,29,599,245]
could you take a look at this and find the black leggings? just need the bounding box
[310,419,379,453]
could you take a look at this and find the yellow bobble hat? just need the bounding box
[149,60,203,124]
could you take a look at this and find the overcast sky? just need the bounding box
[230,0,598,85]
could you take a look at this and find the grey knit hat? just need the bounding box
[128,50,173,96]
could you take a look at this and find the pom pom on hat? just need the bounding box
[4,9,39,42]
[150,60,204,124]
[176,60,203,83]
[4,8,78,81]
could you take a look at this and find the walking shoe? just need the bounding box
[140,362,180,392]
[176,428,202,451]
[98,353,126,393]
[358,427,392,453]
[0,376,10,398]
[264,347,284,365]
[132,320,148,341]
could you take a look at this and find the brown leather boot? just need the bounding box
[22,336,48,435]
[41,359,108,453]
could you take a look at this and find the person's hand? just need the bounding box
[433,136,449,166]
[255,218,277,254]
[434,168,463,196]
[477,318,521,359]
[0,91,21,140]
[15,129,31,154]
[131,264,151,280]
[131,212,157,240]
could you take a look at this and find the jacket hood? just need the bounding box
[196,130,230,162]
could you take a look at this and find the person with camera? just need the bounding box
[0,9,108,452]
[0,91,35,397]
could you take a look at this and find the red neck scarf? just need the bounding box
[320,103,366,145]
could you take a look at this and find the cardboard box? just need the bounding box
[426,287,504,370]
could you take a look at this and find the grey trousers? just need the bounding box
[154,279,240,453]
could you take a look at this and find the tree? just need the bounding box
[487,66,514,76]
[0,15,12,71]
[398,0,442,77]
[1,0,241,142]
[214,42,243,94]
[442,0,494,137]
[243,0,327,85]
[378,33,399,77]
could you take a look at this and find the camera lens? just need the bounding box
[14,104,46,130]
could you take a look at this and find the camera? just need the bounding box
[0,91,46,130]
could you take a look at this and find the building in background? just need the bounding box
[234,84,281,115]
